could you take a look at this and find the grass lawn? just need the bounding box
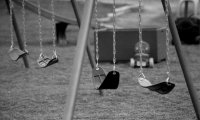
[0,0,200,120]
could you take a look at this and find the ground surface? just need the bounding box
[0,0,200,120]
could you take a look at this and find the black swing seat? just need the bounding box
[8,48,28,61]
[98,71,120,90]
[145,82,175,94]
[138,77,175,94]
[37,55,58,68]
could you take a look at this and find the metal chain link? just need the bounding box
[37,0,43,55]
[9,0,14,50]
[113,0,116,71]
[138,0,144,76]
[22,0,27,51]
[51,0,57,57]
[164,0,171,82]
[95,0,99,70]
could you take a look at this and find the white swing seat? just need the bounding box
[138,77,152,87]
[8,48,27,61]
[37,54,58,68]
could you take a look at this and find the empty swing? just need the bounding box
[8,0,28,61]
[92,0,120,90]
[137,0,175,95]
[37,0,58,68]
[92,0,106,90]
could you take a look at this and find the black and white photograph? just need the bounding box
[0,0,200,119]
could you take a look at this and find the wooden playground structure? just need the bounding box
[3,0,200,120]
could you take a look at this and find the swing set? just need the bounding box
[92,0,120,92]
[5,0,93,68]
[64,0,200,120]
[137,0,175,94]
[3,0,200,120]
[8,0,28,61]
[6,0,59,68]
[36,0,59,68]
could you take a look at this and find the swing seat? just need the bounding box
[8,48,27,61]
[92,67,106,89]
[147,82,175,94]
[98,71,120,90]
[37,55,58,68]
[138,77,175,94]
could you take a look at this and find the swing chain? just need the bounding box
[9,0,14,50]
[51,0,57,58]
[164,0,171,81]
[139,72,145,79]
[95,0,99,70]
[138,0,144,75]
[22,0,27,51]
[37,0,43,55]
[113,0,116,71]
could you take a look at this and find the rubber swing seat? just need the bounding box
[138,77,175,94]
[9,48,28,61]
[98,71,120,90]
[92,67,106,89]
[93,68,120,90]
[37,55,58,68]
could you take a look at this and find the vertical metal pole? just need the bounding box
[184,1,189,17]
[161,0,200,119]
[71,0,95,69]
[71,0,102,95]
[5,0,29,68]
[63,1,94,120]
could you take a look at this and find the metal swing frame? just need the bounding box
[64,0,200,120]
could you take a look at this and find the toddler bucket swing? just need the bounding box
[92,0,120,91]
[8,0,28,61]
[37,0,58,68]
[137,0,175,95]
